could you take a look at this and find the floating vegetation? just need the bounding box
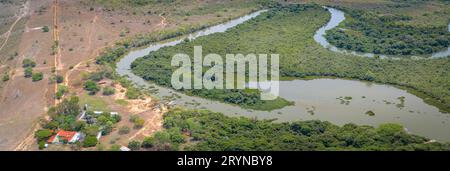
[396,96,406,109]
[366,110,376,116]
[184,101,201,107]
[337,96,352,105]
[306,106,316,115]
[383,100,392,105]
[380,97,406,109]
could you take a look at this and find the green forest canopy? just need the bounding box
[146,108,450,151]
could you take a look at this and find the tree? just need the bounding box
[83,125,100,136]
[24,67,33,78]
[44,121,59,130]
[32,72,44,82]
[101,121,114,135]
[142,137,155,148]
[35,129,53,141]
[56,96,80,116]
[84,80,100,95]
[169,131,185,144]
[376,123,404,136]
[128,141,141,151]
[73,121,86,131]
[82,135,98,147]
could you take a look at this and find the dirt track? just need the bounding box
[0,1,29,52]
[0,0,258,151]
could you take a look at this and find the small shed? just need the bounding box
[120,146,130,151]
[94,111,103,115]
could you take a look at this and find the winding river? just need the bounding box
[117,9,450,141]
[314,7,450,59]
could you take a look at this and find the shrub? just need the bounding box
[22,59,36,68]
[84,80,100,95]
[129,115,139,122]
[42,26,49,32]
[56,85,69,99]
[55,75,64,83]
[133,118,145,129]
[2,73,9,82]
[89,71,104,82]
[109,144,121,151]
[24,67,33,78]
[128,141,141,151]
[169,132,185,144]
[38,141,46,150]
[32,72,44,82]
[102,86,116,96]
[118,126,130,135]
[125,87,141,99]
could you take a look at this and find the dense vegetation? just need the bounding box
[326,7,450,56]
[139,108,450,151]
[34,96,121,149]
[130,6,327,111]
[130,4,450,112]
[94,3,292,111]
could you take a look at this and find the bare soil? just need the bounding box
[0,0,257,151]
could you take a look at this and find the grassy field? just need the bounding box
[79,94,111,112]
[131,4,450,113]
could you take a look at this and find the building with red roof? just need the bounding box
[47,130,81,144]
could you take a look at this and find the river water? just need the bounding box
[117,10,450,141]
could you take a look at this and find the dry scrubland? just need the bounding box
[0,0,263,150]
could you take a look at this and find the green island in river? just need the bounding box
[129,4,450,112]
